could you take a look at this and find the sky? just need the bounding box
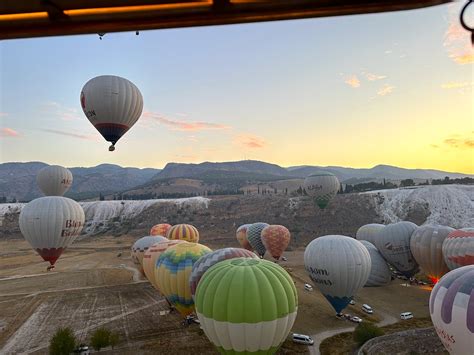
[0,2,473,173]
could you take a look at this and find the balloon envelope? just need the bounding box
[236,224,253,251]
[356,224,385,246]
[410,225,453,282]
[303,172,340,209]
[80,75,143,149]
[429,265,474,355]
[189,247,258,299]
[374,221,419,277]
[36,165,73,196]
[195,258,298,355]
[360,240,392,287]
[147,239,186,291]
[246,222,269,257]
[19,196,85,266]
[304,235,371,314]
[442,229,474,270]
[131,236,168,273]
[150,223,172,237]
[155,242,212,317]
[166,224,200,243]
[261,225,291,260]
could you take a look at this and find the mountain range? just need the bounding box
[0,160,471,201]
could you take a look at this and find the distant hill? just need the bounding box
[0,162,160,201]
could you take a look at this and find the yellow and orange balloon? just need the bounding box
[150,223,172,237]
[167,224,200,243]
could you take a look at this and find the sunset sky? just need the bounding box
[0,2,473,173]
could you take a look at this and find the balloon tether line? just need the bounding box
[460,0,474,46]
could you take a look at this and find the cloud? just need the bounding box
[377,84,395,96]
[0,112,8,118]
[344,75,361,88]
[0,127,20,137]
[41,129,95,140]
[444,4,474,65]
[41,102,81,121]
[143,111,231,132]
[441,82,472,89]
[364,73,387,81]
[234,134,267,149]
[430,144,440,149]
[444,138,474,149]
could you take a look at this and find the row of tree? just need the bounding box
[50,327,119,355]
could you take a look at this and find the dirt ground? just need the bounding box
[0,237,433,354]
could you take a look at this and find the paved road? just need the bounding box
[308,311,398,355]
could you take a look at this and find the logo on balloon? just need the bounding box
[80,91,86,109]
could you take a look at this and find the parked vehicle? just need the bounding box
[349,300,355,305]
[281,256,288,261]
[350,316,363,323]
[343,313,352,320]
[362,304,373,314]
[304,283,313,291]
[292,333,314,345]
[400,312,413,320]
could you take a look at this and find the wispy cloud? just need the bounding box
[444,4,474,65]
[441,82,472,89]
[344,75,361,88]
[41,102,82,121]
[41,129,95,140]
[364,72,387,81]
[377,84,395,96]
[432,133,474,150]
[0,127,20,137]
[143,111,231,132]
[0,112,8,118]
[234,134,267,149]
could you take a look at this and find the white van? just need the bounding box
[400,312,413,320]
[304,283,313,291]
[362,304,373,314]
[292,333,314,345]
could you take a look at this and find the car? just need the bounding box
[362,304,373,314]
[349,300,355,305]
[304,283,313,291]
[292,333,314,345]
[281,256,288,261]
[400,312,413,320]
[343,313,352,320]
[350,316,363,323]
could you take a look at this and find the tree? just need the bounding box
[353,322,384,346]
[99,193,104,201]
[109,332,120,349]
[90,327,111,351]
[400,179,415,187]
[49,327,76,355]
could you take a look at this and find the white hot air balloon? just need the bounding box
[36,165,73,196]
[359,240,392,287]
[410,225,454,283]
[19,196,85,268]
[303,172,340,209]
[304,235,371,314]
[442,229,474,271]
[131,235,168,274]
[429,265,474,355]
[374,221,419,277]
[80,75,143,151]
[356,224,385,245]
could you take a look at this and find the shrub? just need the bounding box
[353,322,384,346]
[49,327,76,355]
[109,332,120,349]
[90,327,111,351]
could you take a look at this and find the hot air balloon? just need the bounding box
[442,229,474,270]
[261,225,291,260]
[143,239,185,289]
[410,225,454,283]
[155,242,212,317]
[80,75,143,151]
[150,223,172,237]
[166,224,199,243]
[236,224,253,251]
[195,258,298,355]
[19,196,85,268]
[131,235,168,274]
[355,224,385,245]
[303,172,340,209]
[246,222,269,257]
[429,265,474,355]
[304,235,371,314]
[36,165,73,196]
[189,248,258,299]
[359,240,392,287]
[374,221,419,277]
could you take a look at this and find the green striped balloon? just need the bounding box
[195,258,298,354]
